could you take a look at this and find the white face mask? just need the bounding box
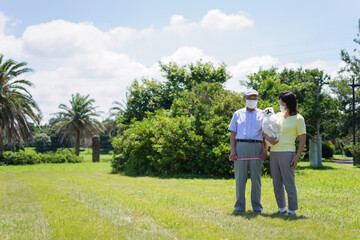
[246,100,258,109]
[280,104,286,113]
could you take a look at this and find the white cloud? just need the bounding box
[226,56,279,92]
[22,19,154,58]
[160,47,219,66]
[28,50,156,123]
[163,9,254,34]
[200,9,254,31]
[107,25,154,48]
[22,20,108,57]
[163,15,197,35]
[0,13,24,59]
[279,60,344,78]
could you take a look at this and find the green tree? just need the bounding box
[120,79,171,124]
[0,54,41,152]
[120,61,231,125]
[33,133,51,153]
[52,93,103,156]
[112,82,243,176]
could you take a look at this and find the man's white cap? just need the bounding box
[243,89,258,97]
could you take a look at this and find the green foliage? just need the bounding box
[112,82,242,176]
[0,54,41,152]
[322,141,335,159]
[33,133,51,153]
[0,148,83,166]
[120,61,231,125]
[120,79,172,124]
[52,93,103,156]
[350,143,360,166]
[0,151,40,165]
[344,144,353,157]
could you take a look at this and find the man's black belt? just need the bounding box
[236,139,262,143]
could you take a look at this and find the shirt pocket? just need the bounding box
[237,119,247,135]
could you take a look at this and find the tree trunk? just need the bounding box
[316,120,322,166]
[75,130,81,156]
[92,135,100,162]
[0,127,3,153]
[309,138,318,167]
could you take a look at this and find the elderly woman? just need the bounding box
[264,91,306,216]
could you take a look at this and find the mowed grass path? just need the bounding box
[0,161,359,240]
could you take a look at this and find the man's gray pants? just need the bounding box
[270,151,298,211]
[234,142,263,212]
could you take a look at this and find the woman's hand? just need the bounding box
[290,155,299,168]
[264,133,278,145]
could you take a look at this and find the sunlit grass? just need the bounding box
[0,161,359,239]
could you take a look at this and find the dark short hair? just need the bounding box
[279,91,299,116]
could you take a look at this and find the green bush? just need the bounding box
[0,151,40,165]
[322,141,335,159]
[0,148,83,166]
[350,143,360,166]
[344,144,353,157]
[112,82,247,177]
[33,133,51,153]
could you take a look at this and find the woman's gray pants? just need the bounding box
[270,151,298,211]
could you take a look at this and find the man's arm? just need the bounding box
[229,131,237,161]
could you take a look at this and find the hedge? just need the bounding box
[0,148,83,166]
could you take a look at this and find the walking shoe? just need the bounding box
[286,211,296,216]
[277,210,287,214]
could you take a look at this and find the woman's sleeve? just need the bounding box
[296,115,306,136]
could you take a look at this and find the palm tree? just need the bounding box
[0,54,41,152]
[52,93,103,156]
[104,100,126,135]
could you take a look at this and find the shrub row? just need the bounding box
[0,148,83,166]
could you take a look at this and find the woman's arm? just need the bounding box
[291,134,306,168]
[260,141,268,160]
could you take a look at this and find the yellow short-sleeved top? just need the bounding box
[270,112,306,152]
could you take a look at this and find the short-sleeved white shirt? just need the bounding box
[228,108,263,141]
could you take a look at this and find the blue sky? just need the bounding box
[0,0,359,122]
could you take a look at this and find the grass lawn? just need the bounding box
[333,154,353,160]
[0,161,359,239]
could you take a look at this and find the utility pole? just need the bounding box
[349,78,360,165]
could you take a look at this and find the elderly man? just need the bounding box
[228,89,267,213]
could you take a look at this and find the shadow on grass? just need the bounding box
[297,165,336,171]
[110,170,234,180]
[231,210,307,221]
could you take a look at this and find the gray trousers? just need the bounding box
[270,152,298,211]
[234,142,263,211]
